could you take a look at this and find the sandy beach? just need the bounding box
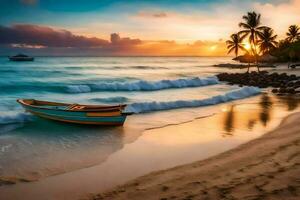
[90,111,300,200]
[2,1,300,199]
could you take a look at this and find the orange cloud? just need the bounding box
[1,24,227,56]
[131,40,227,56]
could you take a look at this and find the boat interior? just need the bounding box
[17,99,126,112]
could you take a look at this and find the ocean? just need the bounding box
[0,56,288,183]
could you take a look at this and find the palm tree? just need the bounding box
[239,11,267,71]
[286,25,300,43]
[226,33,246,58]
[258,27,278,55]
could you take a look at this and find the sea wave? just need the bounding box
[91,96,129,103]
[0,112,33,133]
[129,66,168,70]
[66,76,219,93]
[125,86,261,113]
[0,112,32,125]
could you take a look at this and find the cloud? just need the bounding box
[121,39,227,56]
[0,24,144,50]
[11,43,46,48]
[0,24,109,47]
[122,0,300,42]
[137,11,168,18]
[130,6,243,41]
[110,33,142,46]
[254,0,300,37]
[0,24,227,56]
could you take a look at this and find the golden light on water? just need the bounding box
[221,107,228,112]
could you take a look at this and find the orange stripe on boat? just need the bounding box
[28,110,124,126]
[86,111,122,117]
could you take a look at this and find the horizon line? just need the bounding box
[0,55,233,58]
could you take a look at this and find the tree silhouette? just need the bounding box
[258,27,278,55]
[238,11,267,71]
[226,33,246,58]
[286,25,300,43]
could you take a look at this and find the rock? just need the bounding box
[286,82,294,87]
[279,88,287,93]
[280,73,287,77]
[287,88,296,94]
[249,80,256,86]
[216,72,299,96]
[290,74,297,80]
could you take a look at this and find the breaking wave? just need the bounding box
[0,112,32,125]
[91,96,129,103]
[125,86,261,113]
[0,112,33,133]
[66,76,219,93]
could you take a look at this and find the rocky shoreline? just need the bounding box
[217,71,300,95]
[214,63,276,69]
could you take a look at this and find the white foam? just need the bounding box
[0,112,32,125]
[125,86,261,113]
[91,96,129,103]
[66,76,219,93]
[66,85,91,93]
[0,112,33,133]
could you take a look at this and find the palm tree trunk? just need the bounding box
[250,39,259,72]
[254,50,259,72]
[254,35,260,72]
[250,45,255,73]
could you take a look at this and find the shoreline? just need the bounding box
[0,94,299,200]
[90,111,300,200]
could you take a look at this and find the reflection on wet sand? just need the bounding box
[259,94,273,127]
[1,94,299,183]
[221,94,299,136]
[1,94,300,200]
[223,105,235,135]
[277,95,300,111]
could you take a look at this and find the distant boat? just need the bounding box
[9,54,34,61]
[17,99,131,126]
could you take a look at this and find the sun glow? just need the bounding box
[210,45,217,51]
[243,42,251,50]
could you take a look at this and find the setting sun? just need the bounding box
[244,42,251,50]
[210,45,217,51]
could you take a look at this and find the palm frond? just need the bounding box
[239,23,251,29]
[227,47,235,54]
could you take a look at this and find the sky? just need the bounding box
[0,0,299,56]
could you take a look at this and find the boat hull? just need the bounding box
[18,100,128,126]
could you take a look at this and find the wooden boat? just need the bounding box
[17,99,131,126]
[9,54,34,61]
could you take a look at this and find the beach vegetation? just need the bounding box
[286,25,300,43]
[227,12,300,70]
[226,33,246,58]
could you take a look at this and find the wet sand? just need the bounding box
[90,106,300,200]
[1,94,300,200]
